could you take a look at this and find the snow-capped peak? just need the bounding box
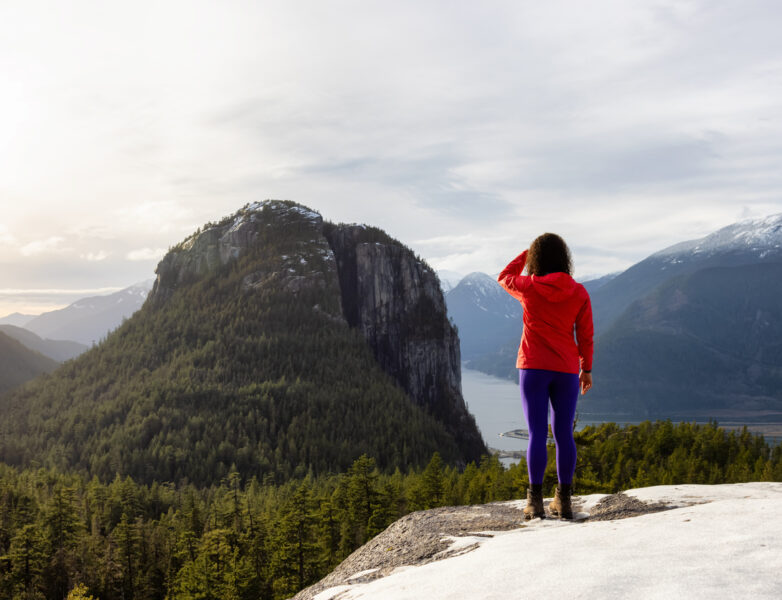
[694,212,782,253]
[459,272,505,299]
[654,212,782,259]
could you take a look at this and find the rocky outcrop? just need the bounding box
[293,501,529,600]
[292,492,675,600]
[146,200,486,464]
[149,201,328,306]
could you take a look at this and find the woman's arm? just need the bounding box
[575,294,594,394]
[497,250,530,300]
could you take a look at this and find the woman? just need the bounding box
[497,233,593,520]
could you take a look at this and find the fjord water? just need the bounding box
[461,368,782,457]
[461,368,527,463]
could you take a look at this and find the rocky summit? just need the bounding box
[149,200,484,462]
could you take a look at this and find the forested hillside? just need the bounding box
[0,420,778,600]
[583,262,782,416]
[0,202,482,486]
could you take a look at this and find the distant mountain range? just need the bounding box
[447,213,782,421]
[0,330,59,395]
[0,313,36,327]
[0,281,153,393]
[0,325,88,362]
[19,280,154,346]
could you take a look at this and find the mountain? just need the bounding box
[445,272,522,361]
[0,201,485,485]
[0,312,35,327]
[581,271,619,294]
[295,483,782,600]
[460,214,782,420]
[591,213,782,334]
[582,261,782,418]
[23,280,154,346]
[0,331,59,394]
[0,324,89,362]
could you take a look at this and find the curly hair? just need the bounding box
[526,233,573,276]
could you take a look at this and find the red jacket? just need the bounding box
[497,250,593,374]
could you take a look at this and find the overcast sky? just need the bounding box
[2,0,782,315]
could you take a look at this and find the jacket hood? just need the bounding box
[529,272,578,302]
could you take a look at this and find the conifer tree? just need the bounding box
[420,452,446,509]
[270,482,318,599]
[8,524,47,599]
[345,455,379,547]
[44,485,82,599]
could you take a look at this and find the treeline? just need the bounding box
[1,420,780,600]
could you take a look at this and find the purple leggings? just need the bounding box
[519,369,579,485]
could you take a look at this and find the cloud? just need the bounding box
[19,236,65,257]
[3,0,782,290]
[0,287,123,297]
[81,250,110,262]
[0,224,15,245]
[126,248,167,261]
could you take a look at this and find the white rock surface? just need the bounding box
[312,483,782,600]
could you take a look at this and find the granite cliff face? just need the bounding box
[324,224,484,460]
[147,200,486,463]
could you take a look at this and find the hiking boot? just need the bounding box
[523,484,545,520]
[549,484,573,519]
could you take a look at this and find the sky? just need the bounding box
[2,0,782,316]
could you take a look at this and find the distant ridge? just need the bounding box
[0,324,88,362]
[23,280,154,346]
[0,330,58,394]
[0,312,35,327]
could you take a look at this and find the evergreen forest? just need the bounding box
[1,420,780,600]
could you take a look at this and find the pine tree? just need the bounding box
[420,452,446,509]
[8,524,47,599]
[43,485,82,599]
[270,482,318,599]
[112,513,139,600]
[345,455,379,547]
